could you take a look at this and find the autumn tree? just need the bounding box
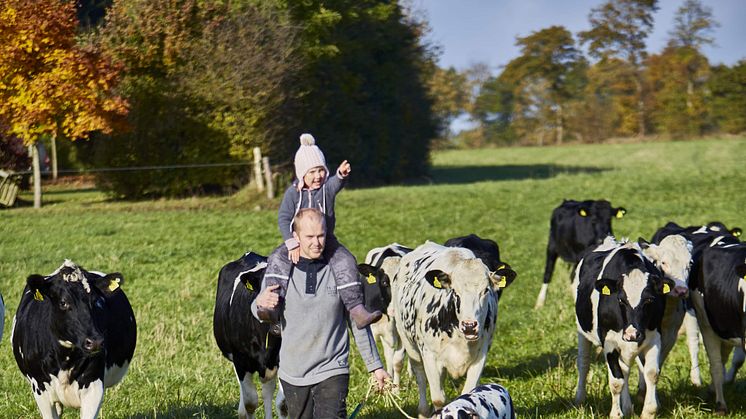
[0,0,127,207]
[580,0,659,137]
[709,62,746,134]
[427,65,469,146]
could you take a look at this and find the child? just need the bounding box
[258,133,382,329]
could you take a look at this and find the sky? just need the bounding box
[415,0,746,73]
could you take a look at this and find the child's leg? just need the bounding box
[259,244,293,323]
[326,238,381,329]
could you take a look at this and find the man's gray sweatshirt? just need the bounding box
[252,257,383,386]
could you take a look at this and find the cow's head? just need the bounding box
[640,234,692,298]
[424,253,512,341]
[595,267,674,343]
[27,261,123,355]
[358,263,392,314]
[575,200,626,246]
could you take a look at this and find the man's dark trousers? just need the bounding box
[281,374,349,419]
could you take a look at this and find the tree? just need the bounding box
[427,66,469,146]
[0,0,127,208]
[709,62,746,134]
[579,0,659,137]
[504,26,585,144]
[669,0,718,49]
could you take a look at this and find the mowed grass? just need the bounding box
[1,137,745,418]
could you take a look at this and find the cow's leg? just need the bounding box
[725,347,745,384]
[79,379,105,419]
[259,373,277,419]
[635,356,646,402]
[32,390,60,419]
[604,349,627,418]
[700,326,727,414]
[684,308,702,386]
[462,352,487,394]
[640,346,661,419]
[392,345,406,391]
[422,353,447,414]
[235,368,259,419]
[535,247,558,309]
[574,332,592,405]
[409,358,431,419]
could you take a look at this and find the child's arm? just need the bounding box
[325,160,351,195]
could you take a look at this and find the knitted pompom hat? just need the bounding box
[294,133,329,188]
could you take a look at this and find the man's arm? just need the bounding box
[350,323,384,372]
[251,284,280,322]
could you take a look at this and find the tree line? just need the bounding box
[1,0,744,203]
[432,0,746,148]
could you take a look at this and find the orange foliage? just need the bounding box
[0,0,128,145]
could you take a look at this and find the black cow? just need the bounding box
[651,221,743,386]
[214,252,285,419]
[573,237,673,418]
[688,241,746,414]
[535,199,626,308]
[11,260,136,419]
[444,234,517,298]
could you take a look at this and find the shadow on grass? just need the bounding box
[112,403,237,419]
[484,347,579,380]
[429,164,607,185]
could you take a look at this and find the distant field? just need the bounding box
[1,137,745,418]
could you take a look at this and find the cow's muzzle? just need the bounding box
[83,337,104,354]
[672,284,689,298]
[460,320,479,341]
[622,326,643,343]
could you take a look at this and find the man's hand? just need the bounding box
[256,284,280,309]
[337,160,352,178]
[372,368,391,391]
[289,247,300,264]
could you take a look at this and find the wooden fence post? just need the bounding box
[253,147,264,192]
[262,157,274,199]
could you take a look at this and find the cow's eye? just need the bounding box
[644,298,654,305]
[59,300,70,310]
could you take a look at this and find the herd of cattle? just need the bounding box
[1,198,745,419]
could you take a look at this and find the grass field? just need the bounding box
[1,137,745,418]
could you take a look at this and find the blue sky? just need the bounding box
[415,0,746,73]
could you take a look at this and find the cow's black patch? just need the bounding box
[606,350,623,379]
[424,293,459,337]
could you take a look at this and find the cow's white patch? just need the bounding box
[709,236,727,247]
[229,262,267,306]
[693,225,709,235]
[54,260,91,293]
[739,277,746,313]
[105,360,130,388]
[623,270,649,308]
[58,340,74,349]
[643,234,692,286]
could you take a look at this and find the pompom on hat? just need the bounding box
[294,133,329,188]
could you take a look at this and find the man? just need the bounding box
[252,208,389,418]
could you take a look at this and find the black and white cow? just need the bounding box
[360,243,412,389]
[573,238,673,418]
[688,241,746,414]
[536,199,626,308]
[393,242,515,418]
[11,260,136,419]
[433,383,515,419]
[213,252,285,419]
[444,234,518,299]
[651,221,743,385]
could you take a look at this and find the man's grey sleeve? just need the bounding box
[350,323,384,372]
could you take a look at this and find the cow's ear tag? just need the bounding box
[662,283,671,294]
[245,282,254,291]
[34,289,44,301]
[497,276,507,288]
[367,273,376,284]
[616,209,625,218]
[579,209,588,217]
[108,278,121,292]
[433,276,442,289]
[601,285,611,296]
[498,264,506,270]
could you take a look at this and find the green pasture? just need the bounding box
[1,137,745,418]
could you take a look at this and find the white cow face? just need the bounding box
[424,258,497,341]
[641,234,692,297]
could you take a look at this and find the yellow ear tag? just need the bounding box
[734,230,742,238]
[579,209,587,217]
[108,278,120,292]
[616,210,625,219]
[245,282,254,291]
[662,283,670,294]
[367,273,376,284]
[433,276,442,289]
[497,264,506,270]
[34,289,44,301]
[497,276,507,288]
[601,285,611,296]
